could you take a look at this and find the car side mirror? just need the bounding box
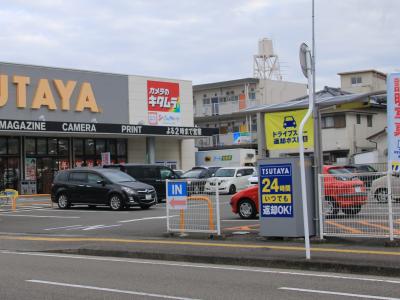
[97,180,106,186]
[236,174,242,177]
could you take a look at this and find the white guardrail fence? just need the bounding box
[319,171,400,240]
[166,179,221,235]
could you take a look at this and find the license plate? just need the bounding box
[145,194,152,200]
[355,187,361,193]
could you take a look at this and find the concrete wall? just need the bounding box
[258,79,307,105]
[340,71,386,93]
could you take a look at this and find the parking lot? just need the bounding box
[0,195,259,238]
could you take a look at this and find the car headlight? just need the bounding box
[122,186,137,194]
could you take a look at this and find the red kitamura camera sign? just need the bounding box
[147,80,181,125]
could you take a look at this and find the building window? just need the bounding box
[203,98,210,105]
[351,76,362,85]
[356,114,361,124]
[248,92,256,100]
[367,115,373,127]
[321,114,346,129]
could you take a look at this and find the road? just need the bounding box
[0,250,399,300]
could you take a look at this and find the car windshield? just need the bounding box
[102,171,136,183]
[181,169,203,178]
[214,168,235,177]
[328,168,352,175]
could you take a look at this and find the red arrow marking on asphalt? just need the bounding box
[170,198,187,208]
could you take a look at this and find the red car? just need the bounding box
[322,165,368,215]
[230,185,259,219]
[230,165,368,219]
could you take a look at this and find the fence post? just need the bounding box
[166,179,170,233]
[215,181,221,236]
[387,171,394,241]
[318,174,324,240]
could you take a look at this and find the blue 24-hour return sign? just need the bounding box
[259,163,293,218]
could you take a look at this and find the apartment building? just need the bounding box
[193,78,307,151]
[194,69,387,164]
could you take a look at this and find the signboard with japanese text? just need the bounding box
[259,163,293,218]
[387,73,400,172]
[167,181,187,210]
[147,80,181,126]
[265,109,313,150]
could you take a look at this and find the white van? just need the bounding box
[204,167,255,194]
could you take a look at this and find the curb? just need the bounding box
[47,248,400,277]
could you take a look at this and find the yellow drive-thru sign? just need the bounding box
[265,109,314,150]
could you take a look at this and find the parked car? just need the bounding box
[343,164,381,187]
[51,168,157,210]
[103,164,179,201]
[323,165,368,215]
[370,173,400,203]
[180,166,221,194]
[247,169,258,186]
[230,185,259,219]
[173,170,184,177]
[204,167,255,194]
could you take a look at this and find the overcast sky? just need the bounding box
[0,0,398,90]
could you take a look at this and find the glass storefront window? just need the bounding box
[8,137,19,155]
[74,139,83,155]
[96,139,106,155]
[107,140,116,155]
[85,139,95,155]
[48,138,58,155]
[0,138,6,155]
[25,138,36,155]
[58,139,69,156]
[37,138,47,155]
[117,139,126,156]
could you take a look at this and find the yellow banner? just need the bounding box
[265,109,314,150]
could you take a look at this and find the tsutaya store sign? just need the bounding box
[0,63,129,123]
[0,74,100,112]
[387,73,400,171]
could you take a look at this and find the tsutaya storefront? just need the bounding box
[0,62,216,194]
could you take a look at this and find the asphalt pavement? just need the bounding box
[0,194,399,279]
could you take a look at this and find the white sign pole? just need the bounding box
[299,44,314,260]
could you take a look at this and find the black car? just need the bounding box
[103,164,179,201]
[180,166,221,194]
[51,168,157,210]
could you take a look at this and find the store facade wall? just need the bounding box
[0,62,209,194]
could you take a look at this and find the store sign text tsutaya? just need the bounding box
[0,74,100,113]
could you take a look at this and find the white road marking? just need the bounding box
[82,224,121,231]
[44,225,83,231]
[27,280,201,300]
[118,216,177,223]
[1,251,399,285]
[0,214,80,219]
[279,287,400,300]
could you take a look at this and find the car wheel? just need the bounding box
[375,188,388,203]
[229,185,236,195]
[109,194,124,211]
[342,205,362,215]
[323,197,338,216]
[238,199,256,219]
[57,193,70,209]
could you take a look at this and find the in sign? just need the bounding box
[167,182,187,210]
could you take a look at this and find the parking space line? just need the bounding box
[0,214,80,219]
[27,280,200,300]
[356,221,400,235]
[118,216,177,223]
[325,220,363,234]
[279,287,400,300]
[44,225,83,231]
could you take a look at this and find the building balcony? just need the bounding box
[195,131,258,149]
[194,99,258,118]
